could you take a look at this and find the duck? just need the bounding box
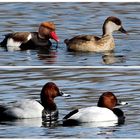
[0,82,70,121]
[0,22,59,51]
[64,16,127,52]
[63,92,127,126]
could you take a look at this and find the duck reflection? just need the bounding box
[0,118,59,128]
[76,119,125,128]
[42,120,58,128]
[37,44,58,64]
[102,51,126,64]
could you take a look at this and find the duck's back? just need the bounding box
[65,35,101,52]
[64,106,118,123]
[0,99,43,119]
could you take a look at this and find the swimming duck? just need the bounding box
[0,82,69,121]
[0,22,59,51]
[63,92,127,126]
[65,16,127,52]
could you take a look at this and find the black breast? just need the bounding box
[20,32,52,50]
[113,108,125,124]
[42,109,58,122]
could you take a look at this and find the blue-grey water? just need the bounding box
[0,68,140,138]
[0,2,139,66]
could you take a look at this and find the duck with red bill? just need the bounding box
[0,21,59,51]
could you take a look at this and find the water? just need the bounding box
[0,68,140,138]
[0,2,139,66]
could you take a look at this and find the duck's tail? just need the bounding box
[0,105,7,112]
[0,33,12,47]
[64,39,69,45]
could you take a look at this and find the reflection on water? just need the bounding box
[0,118,43,127]
[0,2,139,66]
[0,68,140,138]
[37,48,58,64]
[81,121,119,128]
[102,51,126,64]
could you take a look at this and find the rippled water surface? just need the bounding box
[0,2,139,66]
[0,68,140,138]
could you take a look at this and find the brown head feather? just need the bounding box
[40,22,56,31]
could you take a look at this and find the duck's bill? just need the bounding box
[119,26,128,34]
[50,31,60,42]
[117,100,128,106]
[59,91,71,97]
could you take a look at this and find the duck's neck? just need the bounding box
[38,34,50,40]
[102,29,113,37]
[102,22,114,37]
[42,98,57,111]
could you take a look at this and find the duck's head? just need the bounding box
[38,22,59,42]
[102,16,127,36]
[97,92,127,110]
[40,82,69,110]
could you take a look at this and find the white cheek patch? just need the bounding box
[106,22,121,34]
[7,38,22,51]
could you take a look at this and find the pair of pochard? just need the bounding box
[0,16,127,52]
[0,82,127,126]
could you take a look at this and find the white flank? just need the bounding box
[7,38,22,51]
[27,33,32,41]
[69,106,118,122]
[4,99,44,119]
